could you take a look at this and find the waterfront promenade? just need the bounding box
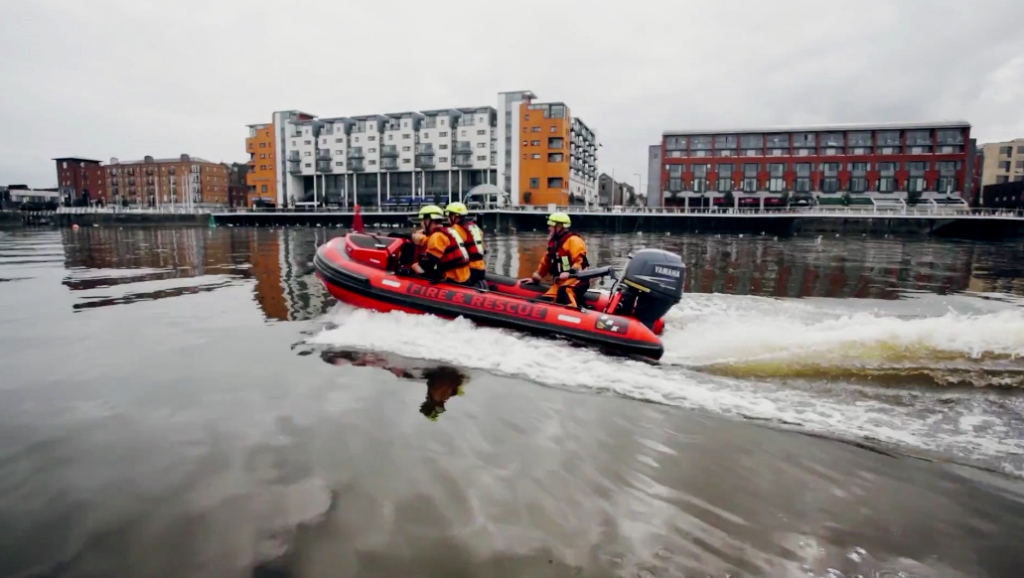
[33,204,1024,239]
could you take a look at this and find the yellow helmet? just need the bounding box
[418,204,445,221]
[547,212,571,227]
[444,201,468,216]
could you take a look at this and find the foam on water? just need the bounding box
[306,293,1024,478]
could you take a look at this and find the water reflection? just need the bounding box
[54,227,1024,320]
[321,349,470,422]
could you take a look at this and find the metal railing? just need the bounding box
[52,205,1024,219]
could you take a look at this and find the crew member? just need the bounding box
[529,212,590,308]
[444,201,487,288]
[410,204,472,285]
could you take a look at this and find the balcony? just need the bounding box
[381,145,399,157]
[288,162,302,174]
[316,161,333,173]
[381,159,401,170]
[415,144,434,156]
[316,151,331,161]
[347,160,365,172]
[348,148,365,159]
[454,142,473,153]
[415,156,436,169]
[287,152,300,162]
[453,155,473,168]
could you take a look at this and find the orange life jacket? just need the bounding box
[431,226,471,272]
[545,230,590,274]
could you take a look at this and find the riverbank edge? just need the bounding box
[5,211,1023,240]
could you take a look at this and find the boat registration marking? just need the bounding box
[381,279,401,288]
[557,314,581,324]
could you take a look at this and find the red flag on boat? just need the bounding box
[352,204,364,233]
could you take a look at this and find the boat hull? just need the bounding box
[313,236,665,360]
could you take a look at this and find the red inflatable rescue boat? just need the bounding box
[313,232,686,360]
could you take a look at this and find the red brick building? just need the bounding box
[656,121,972,208]
[53,157,108,206]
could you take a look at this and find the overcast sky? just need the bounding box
[2,0,1022,189]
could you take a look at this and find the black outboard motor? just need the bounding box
[607,249,685,329]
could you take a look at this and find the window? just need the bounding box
[530,140,539,146]
[999,161,1011,171]
[477,155,487,161]
[740,135,762,149]
[850,178,868,193]
[261,185,268,193]
[304,151,311,156]
[714,135,737,150]
[438,132,447,137]
[402,146,410,152]
[716,164,733,192]
[666,136,687,150]
[766,134,789,148]
[821,178,839,193]
[878,162,896,175]
[822,163,840,176]
[531,127,541,132]
[668,178,683,191]
[477,129,486,135]
[742,178,758,192]
[875,131,900,146]
[529,178,539,188]
[304,140,311,145]
[936,177,958,194]
[691,136,712,150]
[847,132,871,147]
[878,177,895,193]
[402,134,410,139]
[439,144,448,150]
[820,132,844,147]
[936,129,963,145]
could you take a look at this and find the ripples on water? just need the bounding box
[2,226,1024,577]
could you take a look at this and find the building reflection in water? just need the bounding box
[493,232,1024,301]
[59,227,1024,318]
[59,227,338,319]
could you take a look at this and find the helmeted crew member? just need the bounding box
[529,212,590,308]
[410,204,472,284]
[444,201,487,288]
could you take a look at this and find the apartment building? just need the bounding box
[226,162,251,207]
[104,154,230,206]
[979,138,1024,186]
[656,121,972,208]
[597,173,637,206]
[53,157,107,205]
[250,90,599,208]
[245,122,277,206]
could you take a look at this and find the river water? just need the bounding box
[1,225,1024,578]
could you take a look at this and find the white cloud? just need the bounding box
[1,0,1022,188]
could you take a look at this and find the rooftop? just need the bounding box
[53,157,102,164]
[110,156,216,165]
[662,120,972,137]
